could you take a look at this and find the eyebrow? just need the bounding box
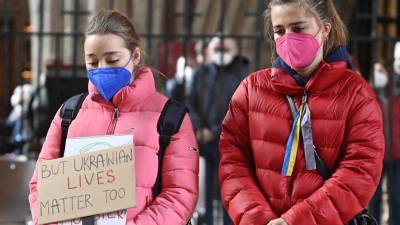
[273,21,308,29]
[85,51,122,57]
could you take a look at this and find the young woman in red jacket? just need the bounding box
[219,1,384,225]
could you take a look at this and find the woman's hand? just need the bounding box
[267,218,288,225]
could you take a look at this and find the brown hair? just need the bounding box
[86,10,143,63]
[264,0,348,60]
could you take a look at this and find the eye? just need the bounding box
[273,28,285,36]
[292,26,305,33]
[87,61,98,67]
[107,59,119,64]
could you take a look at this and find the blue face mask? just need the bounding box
[87,57,133,101]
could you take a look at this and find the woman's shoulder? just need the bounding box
[133,91,168,113]
[142,91,193,131]
[339,67,375,100]
[226,68,277,106]
[239,68,275,90]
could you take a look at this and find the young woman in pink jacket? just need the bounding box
[29,10,199,225]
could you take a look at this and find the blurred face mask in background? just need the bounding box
[374,63,389,89]
[374,71,388,89]
[393,59,400,75]
[394,42,400,74]
[212,52,234,66]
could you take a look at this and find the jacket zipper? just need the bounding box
[107,107,119,134]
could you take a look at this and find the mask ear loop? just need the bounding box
[312,26,325,47]
[121,53,136,83]
[126,50,140,84]
[124,48,141,73]
[313,24,330,53]
[122,54,134,68]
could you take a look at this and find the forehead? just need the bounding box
[84,34,126,54]
[270,3,316,26]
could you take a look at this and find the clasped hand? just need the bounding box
[267,218,288,225]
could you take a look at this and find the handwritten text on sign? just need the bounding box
[37,144,136,225]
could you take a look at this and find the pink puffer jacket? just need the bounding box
[29,67,199,225]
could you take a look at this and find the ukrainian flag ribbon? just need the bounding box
[281,94,316,176]
[301,104,317,170]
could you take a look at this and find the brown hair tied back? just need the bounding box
[86,10,143,63]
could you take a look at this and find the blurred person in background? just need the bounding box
[25,72,50,156]
[195,39,209,66]
[369,62,390,225]
[394,42,400,93]
[388,42,400,225]
[165,40,208,104]
[5,84,34,155]
[188,36,250,225]
[165,39,210,224]
[165,56,195,103]
[219,0,384,224]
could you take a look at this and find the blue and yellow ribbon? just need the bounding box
[281,93,317,176]
[281,103,305,176]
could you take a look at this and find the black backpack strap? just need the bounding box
[154,99,192,225]
[59,93,87,157]
[153,99,188,197]
[59,93,93,225]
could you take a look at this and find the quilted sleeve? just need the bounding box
[219,78,278,225]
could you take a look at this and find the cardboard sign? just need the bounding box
[60,134,134,225]
[64,135,134,157]
[37,144,136,225]
[59,210,126,225]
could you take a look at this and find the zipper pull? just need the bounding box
[302,89,308,104]
[113,108,119,119]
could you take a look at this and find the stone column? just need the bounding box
[61,0,74,65]
[29,0,54,86]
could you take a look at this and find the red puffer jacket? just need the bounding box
[219,61,385,225]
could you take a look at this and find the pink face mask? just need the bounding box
[276,28,322,70]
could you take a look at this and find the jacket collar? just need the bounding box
[88,67,156,110]
[270,61,348,96]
